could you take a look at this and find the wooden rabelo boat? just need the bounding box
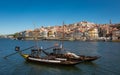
[14,46,81,66]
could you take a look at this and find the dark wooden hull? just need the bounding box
[78,55,100,62]
[25,57,81,66]
[49,54,100,62]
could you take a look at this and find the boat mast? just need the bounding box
[33,24,40,57]
[61,21,65,49]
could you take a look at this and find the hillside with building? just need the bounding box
[11,21,120,41]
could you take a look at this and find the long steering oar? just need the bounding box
[40,45,59,56]
[40,46,56,55]
[43,45,59,51]
[42,45,59,55]
[3,46,35,59]
[43,46,55,50]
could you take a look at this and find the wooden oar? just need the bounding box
[41,50,50,55]
[40,45,59,55]
[4,52,19,59]
[4,46,35,59]
[19,46,35,52]
[43,45,59,51]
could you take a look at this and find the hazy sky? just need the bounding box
[0,0,120,34]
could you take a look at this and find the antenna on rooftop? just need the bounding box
[109,19,112,24]
[61,21,65,49]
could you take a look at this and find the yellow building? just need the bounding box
[88,28,99,40]
[48,30,55,37]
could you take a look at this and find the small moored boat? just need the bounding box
[16,47,81,66]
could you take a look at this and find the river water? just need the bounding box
[0,38,120,75]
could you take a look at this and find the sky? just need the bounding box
[0,0,120,34]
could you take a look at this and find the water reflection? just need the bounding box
[25,61,80,70]
[11,61,81,75]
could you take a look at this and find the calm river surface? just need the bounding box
[0,38,120,75]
